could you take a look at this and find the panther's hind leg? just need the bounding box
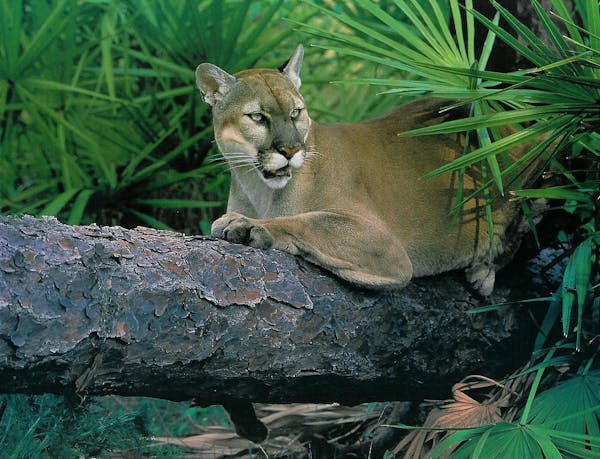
[465,262,496,297]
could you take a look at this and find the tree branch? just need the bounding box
[0,215,538,404]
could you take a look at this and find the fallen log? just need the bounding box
[0,215,540,405]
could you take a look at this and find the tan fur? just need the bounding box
[196,45,530,295]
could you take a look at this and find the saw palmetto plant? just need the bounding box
[0,0,303,232]
[300,0,599,457]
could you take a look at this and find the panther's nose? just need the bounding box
[276,145,301,159]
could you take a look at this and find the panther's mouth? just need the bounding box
[262,165,291,180]
[257,148,304,189]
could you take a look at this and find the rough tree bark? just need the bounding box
[0,215,545,406]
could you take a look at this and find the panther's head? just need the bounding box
[196,45,310,189]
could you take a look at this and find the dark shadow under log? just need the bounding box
[0,215,545,405]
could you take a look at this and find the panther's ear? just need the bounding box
[195,63,236,106]
[281,44,304,89]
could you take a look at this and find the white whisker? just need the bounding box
[226,157,261,175]
[226,159,255,165]
[206,156,227,164]
[227,155,258,162]
[227,163,256,171]
[303,152,321,165]
[304,146,322,159]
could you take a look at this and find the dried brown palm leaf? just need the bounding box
[151,430,303,458]
[150,430,260,457]
[433,375,508,429]
[150,402,390,458]
[260,402,370,426]
[388,368,536,458]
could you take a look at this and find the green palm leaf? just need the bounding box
[528,371,600,446]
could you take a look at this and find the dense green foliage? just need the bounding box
[0,394,231,458]
[1,0,598,457]
[0,0,308,233]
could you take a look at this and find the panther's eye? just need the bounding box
[290,108,302,120]
[248,112,266,123]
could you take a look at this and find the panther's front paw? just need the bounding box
[211,213,273,249]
